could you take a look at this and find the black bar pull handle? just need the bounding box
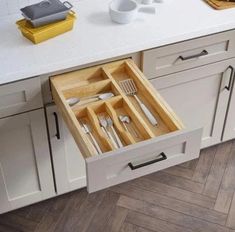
[179,50,208,61]
[225,66,234,91]
[128,152,167,170]
[53,112,61,140]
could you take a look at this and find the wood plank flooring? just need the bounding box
[0,140,235,232]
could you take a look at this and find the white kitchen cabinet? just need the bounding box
[0,109,55,214]
[223,74,235,141]
[46,105,86,195]
[151,59,235,148]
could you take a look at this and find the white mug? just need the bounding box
[109,0,155,24]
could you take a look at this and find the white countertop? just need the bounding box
[1,0,235,85]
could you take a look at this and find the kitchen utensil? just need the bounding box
[98,116,118,149]
[79,120,102,154]
[119,115,129,131]
[21,0,73,27]
[109,0,156,24]
[16,11,76,44]
[119,79,158,126]
[66,93,114,107]
[106,116,123,148]
[119,115,138,137]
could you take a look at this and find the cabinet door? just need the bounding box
[0,109,55,214]
[151,60,234,148]
[223,74,235,141]
[46,105,86,195]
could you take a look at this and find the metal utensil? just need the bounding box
[98,116,118,149]
[66,92,114,107]
[106,116,123,148]
[118,115,129,132]
[119,79,158,126]
[118,115,138,138]
[79,120,102,154]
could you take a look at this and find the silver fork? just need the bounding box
[119,79,158,126]
[98,116,118,149]
[106,116,123,148]
[79,120,102,154]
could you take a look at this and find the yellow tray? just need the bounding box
[16,11,76,44]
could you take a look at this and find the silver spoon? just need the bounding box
[66,93,114,107]
[119,115,138,138]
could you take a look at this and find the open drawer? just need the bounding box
[50,59,202,192]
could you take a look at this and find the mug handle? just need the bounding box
[141,0,153,4]
[138,6,156,14]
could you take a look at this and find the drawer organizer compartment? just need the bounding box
[51,59,202,192]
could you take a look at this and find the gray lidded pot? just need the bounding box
[21,0,73,27]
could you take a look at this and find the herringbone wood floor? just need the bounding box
[1,141,235,232]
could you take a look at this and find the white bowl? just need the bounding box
[109,0,138,24]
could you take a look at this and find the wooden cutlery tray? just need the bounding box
[51,59,184,158]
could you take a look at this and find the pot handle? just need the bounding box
[63,1,73,9]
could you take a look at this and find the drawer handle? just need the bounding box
[179,50,208,61]
[225,66,234,91]
[128,152,167,170]
[53,112,61,140]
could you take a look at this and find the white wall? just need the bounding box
[0,0,40,17]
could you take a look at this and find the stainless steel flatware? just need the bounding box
[66,92,114,107]
[98,116,118,149]
[119,79,158,126]
[79,120,102,154]
[119,115,129,132]
[106,116,123,148]
[119,115,138,138]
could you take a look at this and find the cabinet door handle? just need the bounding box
[53,112,61,140]
[179,50,208,61]
[128,152,167,170]
[225,66,234,91]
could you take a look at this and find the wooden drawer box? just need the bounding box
[142,30,235,79]
[50,59,202,192]
[0,78,43,118]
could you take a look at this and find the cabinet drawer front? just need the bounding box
[142,30,235,79]
[50,59,202,192]
[86,128,201,192]
[0,78,43,118]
